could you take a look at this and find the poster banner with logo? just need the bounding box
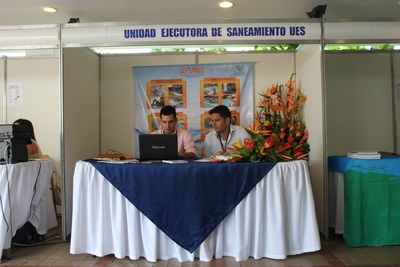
[133,62,254,157]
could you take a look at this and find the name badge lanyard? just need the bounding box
[218,128,231,152]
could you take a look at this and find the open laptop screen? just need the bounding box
[139,134,179,161]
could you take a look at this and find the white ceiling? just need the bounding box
[0,0,399,27]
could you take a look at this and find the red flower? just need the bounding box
[278,143,291,151]
[300,129,309,143]
[292,145,308,160]
[287,135,294,143]
[293,150,308,160]
[279,155,293,161]
[289,124,296,131]
[244,139,254,149]
[293,144,303,151]
[279,132,286,140]
[264,137,274,148]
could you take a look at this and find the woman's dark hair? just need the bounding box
[13,118,36,141]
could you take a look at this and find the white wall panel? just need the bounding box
[326,52,393,155]
[4,58,60,169]
[295,44,324,232]
[63,48,100,237]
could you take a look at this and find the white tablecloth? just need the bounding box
[0,159,58,253]
[70,160,320,262]
[328,171,344,234]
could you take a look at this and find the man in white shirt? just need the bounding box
[152,105,197,159]
[204,105,250,158]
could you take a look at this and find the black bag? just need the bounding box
[12,221,44,245]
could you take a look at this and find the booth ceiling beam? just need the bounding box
[0,20,400,50]
[0,24,60,49]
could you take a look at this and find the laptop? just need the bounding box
[139,134,179,161]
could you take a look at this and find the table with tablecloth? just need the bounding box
[328,155,400,247]
[0,159,59,256]
[70,159,320,262]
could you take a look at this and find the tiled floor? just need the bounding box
[2,223,400,267]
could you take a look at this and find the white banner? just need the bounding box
[62,22,321,46]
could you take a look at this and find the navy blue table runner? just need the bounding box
[88,160,277,253]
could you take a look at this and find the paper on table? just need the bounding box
[210,155,233,162]
[98,159,139,164]
[162,160,188,164]
[347,151,381,159]
[193,158,212,162]
[356,151,379,155]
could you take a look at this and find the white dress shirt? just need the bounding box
[204,125,250,158]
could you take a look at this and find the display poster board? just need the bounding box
[133,62,254,157]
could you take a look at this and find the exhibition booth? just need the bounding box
[0,19,398,246]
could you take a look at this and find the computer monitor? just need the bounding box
[0,124,31,164]
[139,134,179,161]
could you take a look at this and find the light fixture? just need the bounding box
[91,47,153,54]
[42,7,58,13]
[0,50,26,57]
[219,1,234,8]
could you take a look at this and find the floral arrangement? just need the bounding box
[228,73,310,162]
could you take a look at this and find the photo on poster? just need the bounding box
[203,83,218,96]
[150,96,166,108]
[200,77,240,107]
[150,85,165,97]
[146,79,187,109]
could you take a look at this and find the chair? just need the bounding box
[42,154,61,213]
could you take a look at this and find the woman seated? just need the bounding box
[13,118,43,159]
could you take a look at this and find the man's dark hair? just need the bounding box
[209,105,231,120]
[160,105,176,118]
